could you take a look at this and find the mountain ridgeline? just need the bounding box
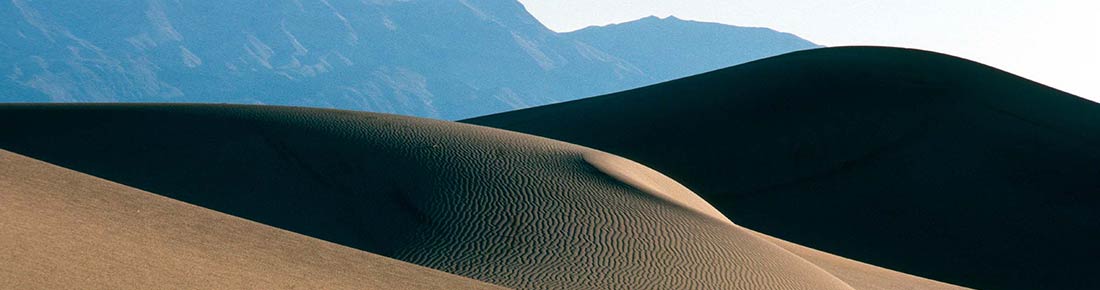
[565,15,817,84]
[0,0,817,119]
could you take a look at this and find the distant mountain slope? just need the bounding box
[0,0,634,119]
[0,0,815,119]
[565,16,820,83]
[0,150,505,290]
[466,46,1100,290]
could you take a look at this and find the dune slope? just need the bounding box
[0,104,864,289]
[466,46,1100,290]
[753,231,961,290]
[0,149,503,289]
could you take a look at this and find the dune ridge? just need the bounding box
[754,231,963,290]
[466,46,1100,290]
[583,152,733,225]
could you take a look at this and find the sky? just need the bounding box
[517,0,1100,102]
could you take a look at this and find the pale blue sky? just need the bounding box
[518,0,1099,101]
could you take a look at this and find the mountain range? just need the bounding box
[0,0,817,119]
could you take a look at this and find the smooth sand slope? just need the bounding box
[0,150,503,290]
[755,232,960,290]
[0,104,874,289]
[466,46,1100,290]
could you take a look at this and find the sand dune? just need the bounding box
[0,149,503,289]
[466,46,1100,290]
[0,104,899,289]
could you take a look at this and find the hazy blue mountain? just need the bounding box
[566,16,822,83]
[1,1,816,119]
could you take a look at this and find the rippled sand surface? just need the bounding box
[1,104,963,289]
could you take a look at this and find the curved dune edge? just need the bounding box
[583,151,962,289]
[750,231,965,290]
[582,149,962,290]
[0,149,505,290]
[583,151,733,225]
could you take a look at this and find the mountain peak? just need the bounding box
[639,15,682,22]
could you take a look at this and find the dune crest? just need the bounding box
[751,231,964,290]
[583,151,733,225]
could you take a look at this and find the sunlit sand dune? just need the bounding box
[0,149,504,289]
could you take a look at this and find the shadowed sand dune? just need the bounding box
[0,104,903,289]
[0,150,503,289]
[466,46,1100,290]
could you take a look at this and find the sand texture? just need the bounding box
[0,104,871,289]
[0,149,504,290]
[466,46,1100,290]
